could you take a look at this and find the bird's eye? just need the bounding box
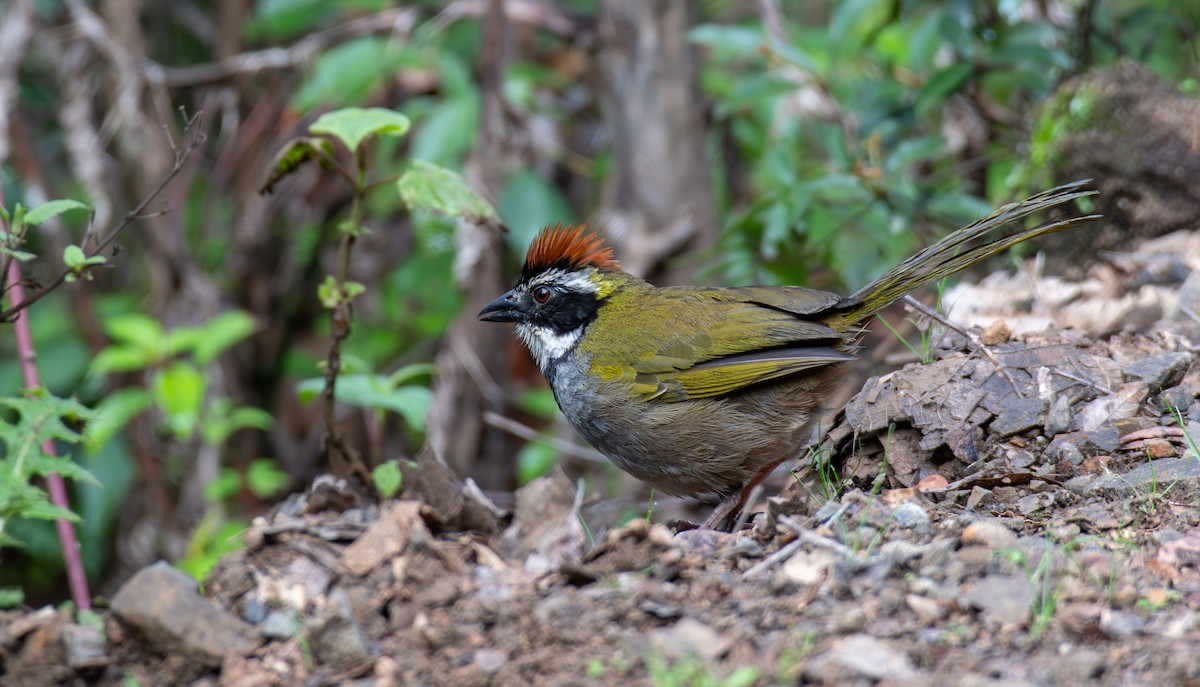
[532,285,553,304]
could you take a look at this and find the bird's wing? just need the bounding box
[622,286,856,401]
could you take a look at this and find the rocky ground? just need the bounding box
[1,232,1199,687]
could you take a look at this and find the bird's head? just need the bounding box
[479,223,625,370]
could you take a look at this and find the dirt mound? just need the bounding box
[3,258,1200,687]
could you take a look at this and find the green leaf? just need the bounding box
[397,160,497,223]
[24,199,90,226]
[688,24,763,58]
[372,461,403,499]
[192,311,257,365]
[63,245,85,268]
[85,388,151,450]
[309,107,411,152]
[204,468,243,503]
[317,275,340,309]
[260,137,334,193]
[292,37,406,113]
[296,374,432,430]
[0,246,35,262]
[62,245,106,272]
[916,63,975,115]
[19,499,83,523]
[0,587,25,609]
[517,441,557,485]
[152,362,206,439]
[25,452,101,486]
[245,459,289,499]
[104,313,164,351]
[90,346,152,375]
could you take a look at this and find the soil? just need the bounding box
[2,237,1199,687]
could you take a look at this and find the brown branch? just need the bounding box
[0,111,206,323]
[145,9,420,88]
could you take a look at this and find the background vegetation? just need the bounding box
[0,0,1195,602]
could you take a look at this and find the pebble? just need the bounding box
[962,575,1033,626]
[261,611,300,639]
[1124,352,1191,393]
[823,635,918,680]
[961,519,1019,549]
[1100,609,1146,637]
[891,502,931,532]
[111,561,261,667]
[306,587,372,664]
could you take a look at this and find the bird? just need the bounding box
[479,181,1098,529]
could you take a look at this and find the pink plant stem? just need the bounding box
[2,198,91,609]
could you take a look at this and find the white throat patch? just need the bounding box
[516,323,582,371]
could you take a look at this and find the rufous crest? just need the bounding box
[523,223,619,274]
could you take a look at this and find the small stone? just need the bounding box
[1085,457,1200,495]
[1045,395,1073,437]
[1100,609,1146,637]
[991,397,1046,438]
[962,575,1033,626]
[61,622,107,669]
[111,561,260,667]
[1146,439,1176,459]
[261,611,300,639]
[1017,492,1055,516]
[1156,383,1198,414]
[306,588,372,664]
[1050,441,1085,466]
[473,648,508,672]
[905,594,945,623]
[649,618,729,662]
[1124,352,1191,394]
[961,519,1018,549]
[638,599,682,620]
[782,549,838,586]
[813,501,842,523]
[1079,425,1122,453]
[891,502,931,532]
[965,486,993,511]
[980,320,1011,345]
[825,635,917,680]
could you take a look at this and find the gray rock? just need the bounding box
[991,397,1046,437]
[1156,383,1198,414]
[1045,395,1073,436]
[1017,492,1055,516]
[961,518,1018,549]
[1050,441,1085,466]
[1124,352,1192,393]
[1080,425,1121,454]
[891,502,931,532]
[1085,457,1200,495]
[111,561,260,667]
[1100,609,1146,637]
[648,617,729,661]
[306,587,372,664]
[61,622,106,669]
[261,611,300,639]
[962,575,1033,626]
[821,635,918,681]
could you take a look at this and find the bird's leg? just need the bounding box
[700,462,780,531]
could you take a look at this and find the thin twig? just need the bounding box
[483,410,608,464]
[0,111,206,322]
[744,513,852,577]
[901,294,1027,397]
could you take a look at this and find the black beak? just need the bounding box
[478,289,526,323]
